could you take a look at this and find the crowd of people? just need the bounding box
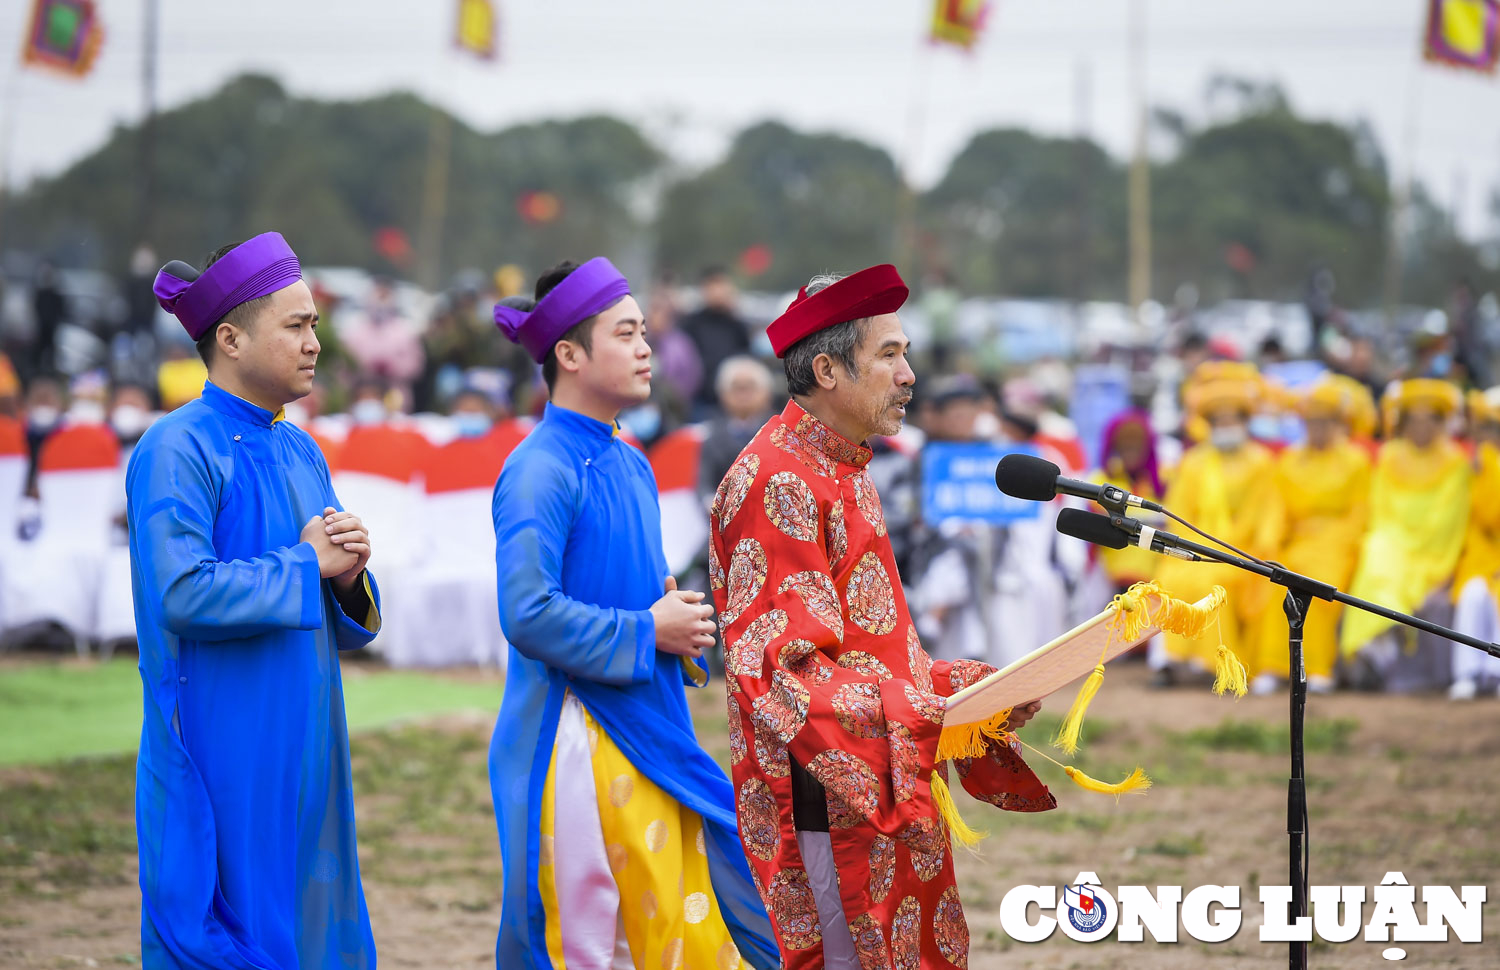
[2,257,1499,700]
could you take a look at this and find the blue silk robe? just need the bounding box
[488,402,776,970]
[128,381,381,969]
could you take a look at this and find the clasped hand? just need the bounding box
[301,507,371,590]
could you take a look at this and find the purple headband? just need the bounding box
[153,232,303,340]
[494,257,631,363]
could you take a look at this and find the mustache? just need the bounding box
[889,392,913,406]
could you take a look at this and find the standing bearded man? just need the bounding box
[709,266,1055,970]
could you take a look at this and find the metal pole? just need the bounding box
[0,69,22,258]
[140,0,160,249]
[1126,0,1151,323]
[417,108,452,290]
[1283,590,1311,970]
[1072,58,1092,301]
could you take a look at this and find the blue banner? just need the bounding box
[921,442,1041,525]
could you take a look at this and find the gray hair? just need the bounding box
[782,273,871,397]
[715,354,773,398]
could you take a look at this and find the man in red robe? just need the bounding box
[709,266,1055,970]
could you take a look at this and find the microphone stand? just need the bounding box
[1089,510,1500,970]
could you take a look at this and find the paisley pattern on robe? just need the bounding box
[715,453,761,530]
[763,471,821,543]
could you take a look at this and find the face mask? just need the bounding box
[1427,353,1452,378]
[452,412,493,438]
[972,412,1002,441]
[1248,414,1279,442]
[111,405,152,437]
[351,400,386,426]
[1210,425,1247,451]
[67,401,106,425]
[26,405,59,431]
[620,405,661,441]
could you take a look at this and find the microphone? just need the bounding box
[1055,507,1129,549]
[1056,508,1200,561]
[995,454,1164,513]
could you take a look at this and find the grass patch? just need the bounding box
[1171,717,1357,756]
[0,659,504,766]
[0,663,145,765]
[0,753,137,894]
[1141,833,1206,857]
[0,721,504,900]
[350,725,495,844]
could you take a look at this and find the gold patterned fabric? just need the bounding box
[538,703,742,970]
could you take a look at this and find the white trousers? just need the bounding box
[1453,578,1500,685]
[796,831,859,970]
[552,694,634,970]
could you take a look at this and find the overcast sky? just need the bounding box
[3,0,1498,233]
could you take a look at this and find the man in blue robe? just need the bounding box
[489,259,777,970]
[130,233,381,968]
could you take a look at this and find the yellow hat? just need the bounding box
[1302,375,1377,439]
[1381,378,1461,436]
[1181,362,1266,441]
[1467,387,1500,427]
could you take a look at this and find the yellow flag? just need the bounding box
[455,0,497,61]
[931,0,991,50]
[1422,0,1499,72]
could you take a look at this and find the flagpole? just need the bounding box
[1126,0,1152,326]
[417,106,452,291]
[1382,16,1428,329]
[139,0,160,249]
[1072,57,1093,302]
[896,37,936,274]
[0,67,22,258]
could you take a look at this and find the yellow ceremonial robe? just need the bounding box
[1253,440,1371,678]
[1155,441,1282,672]
[1094,473,1167,589]
[1340,439,1471,654]
[1452,442,1500,603]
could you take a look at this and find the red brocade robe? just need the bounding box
[710,401,1055,970]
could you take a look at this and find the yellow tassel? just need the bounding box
[1053,663,1106,755]
[936,707,1013,761]
[930,770,987,849]
[1212,643,1249,698]
[1015,736,1154,801]
[1106,583,1156,642]
[1063,764,1153,798]
[1159,586,1227,638]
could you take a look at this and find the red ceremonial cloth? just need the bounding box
[767,265,909,358]
[709,399,1054,969]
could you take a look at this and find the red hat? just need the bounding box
[767,264,909,358]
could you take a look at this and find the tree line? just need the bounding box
[7,72,1496,306]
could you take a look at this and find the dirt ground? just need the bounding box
[2,662,1496,968]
